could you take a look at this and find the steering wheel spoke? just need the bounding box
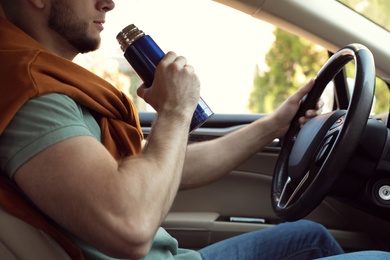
[277,171,310,209]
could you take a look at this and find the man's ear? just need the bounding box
[28,0,46,9]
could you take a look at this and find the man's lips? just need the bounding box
[94,20,105,31]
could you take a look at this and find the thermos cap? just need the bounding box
[116,24,145,52]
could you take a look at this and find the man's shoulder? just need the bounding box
[0,93,100,178]
[26,93,85,117]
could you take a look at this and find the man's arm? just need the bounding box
[180,79,319,189]
[13,52,200,259]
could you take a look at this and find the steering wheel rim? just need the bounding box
[271,43,376,221]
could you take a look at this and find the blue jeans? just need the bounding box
[198,220,344,260]
[320,250,390,259]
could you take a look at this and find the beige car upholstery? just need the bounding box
[0,207,72,260]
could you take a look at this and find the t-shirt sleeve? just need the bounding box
[0,93,101,179]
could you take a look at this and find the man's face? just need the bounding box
[48,0,110,54]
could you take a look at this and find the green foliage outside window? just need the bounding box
[249,27,389,115]
[249,28,328,113]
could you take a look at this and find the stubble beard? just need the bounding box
[48,1,101,54]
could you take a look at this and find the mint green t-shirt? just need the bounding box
[0,93,202,260]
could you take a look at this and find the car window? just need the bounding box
[338,0,390,32]
[344,62,389,117]
[74,0,388,116]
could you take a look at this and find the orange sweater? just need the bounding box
[0,17,144,259]
[0,17,143,159]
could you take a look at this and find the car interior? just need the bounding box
[2,0,390,259]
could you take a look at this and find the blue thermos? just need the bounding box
[116,24,213,133]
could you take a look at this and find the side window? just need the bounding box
[344,62,389,118]
[248,28,329,114]
[74,0,387,116]
[373,78,390,119]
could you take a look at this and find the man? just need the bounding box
[0,0,344,259]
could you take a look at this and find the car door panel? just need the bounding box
[140,112,386,252]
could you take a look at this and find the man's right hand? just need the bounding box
[136,51,200,120]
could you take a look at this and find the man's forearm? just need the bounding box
[180,115,279,190]
[134,112,191,220]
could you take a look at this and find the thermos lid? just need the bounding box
[116,24,145,52]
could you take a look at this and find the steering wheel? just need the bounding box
[271,43,376,221]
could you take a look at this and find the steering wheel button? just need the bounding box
[323,135,333,145]
[316,144,329,165]
[330,117,343,130]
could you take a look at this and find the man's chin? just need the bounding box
[74,39,101,54]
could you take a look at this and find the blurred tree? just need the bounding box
[249,28,328,113]
[339,0,390,114]
[249,26,389,115]
[373,78,389,114]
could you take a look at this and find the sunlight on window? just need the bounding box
[74,0,274,114]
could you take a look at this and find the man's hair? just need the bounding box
[0,4,4,18]
[0,0,7,10]
[0,0,18,17]
[0,0,23,21]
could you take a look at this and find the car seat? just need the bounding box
[0,206,72,260]
[0,177,84,260]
